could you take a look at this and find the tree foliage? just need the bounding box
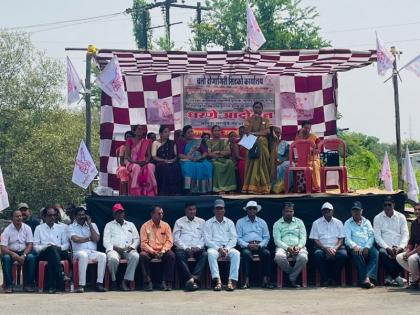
[0,32,100,215]
[190,0,330,50]
[339,131,420,194]
[132,0,153,49]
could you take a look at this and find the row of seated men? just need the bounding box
[1,196,419,293]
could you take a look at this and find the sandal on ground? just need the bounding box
[213,281,222,291]
[226,280,236,291]
[262,282,275,289]
[241,282,250,289]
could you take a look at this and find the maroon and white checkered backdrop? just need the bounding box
[97,49,375,190]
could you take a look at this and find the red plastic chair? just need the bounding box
[276,258,308,288]
[103,259,135,290]
[72,258,103,290]
[1,261,24,289]
[38,260,70,293]
[116,145,129,196]
[285,139,316,193]
[319,138,348,193]
[206,256,231,289]
[315,267,346,287]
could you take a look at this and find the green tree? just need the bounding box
[154,36,176,51]
[0,32,100,215]
[190,0,329,50]
[132,0,153,49]
[346,149,381,190]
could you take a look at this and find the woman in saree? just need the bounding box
[152,125,183,195]
[116,130,134,195]
[269,126,293,194]
[177,125,213,194]
[207,125,237,193]
[125,124,158,196]
[295,120,321,192]
[233,126,248,191]
[242,101,272,194]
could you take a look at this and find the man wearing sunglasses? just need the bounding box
[373,196,409,287]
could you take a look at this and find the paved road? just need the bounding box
[0,287,419,315]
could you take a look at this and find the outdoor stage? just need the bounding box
[86,189,405,283]
[86,189,406,244]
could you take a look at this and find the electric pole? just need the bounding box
[85,45,97,153]
[136,1,209,51]
[391,46,403,190]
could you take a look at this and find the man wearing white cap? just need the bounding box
[236,200,273,289]
[204,199,240,291]
[309,202,347,286]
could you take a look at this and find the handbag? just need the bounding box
[248,142,260,159]
[248,117,263,160]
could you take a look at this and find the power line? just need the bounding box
[3,9,130,31]
[323,20,420,34]
[339,37,420,48]
[28,16,131,34]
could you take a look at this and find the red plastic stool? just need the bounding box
[276,258,308,288]
[104,259,135,290]
[38,260,70,293]
[315,267,346,287]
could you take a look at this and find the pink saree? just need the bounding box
[126,138,157,196]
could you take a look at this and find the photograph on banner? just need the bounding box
[280,92,316,121]
[146,96,180,125]
[183,75,277,137]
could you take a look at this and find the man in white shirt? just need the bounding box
[69,207,106,293]
[103,203,140,291]
[309,202,347,287]
[173,202,207,291]
[0,209,37,293]
[373,196,409,287]
[204,199,240,291]
[34,206,70,294]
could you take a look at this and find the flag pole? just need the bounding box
[85,45,96,153]
[391,46,403,189]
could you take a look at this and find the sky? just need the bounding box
[1,0,420,143]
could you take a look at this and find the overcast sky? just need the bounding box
[1,0,420,143]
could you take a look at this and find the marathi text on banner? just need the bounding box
[183,75,277,136]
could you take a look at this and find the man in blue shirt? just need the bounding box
[236,201,274,289]
[344,201,378,289]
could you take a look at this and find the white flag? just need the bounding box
[95,55,127,106]
[403,146,419,202]
[66,56,84,105]
[247,3,266,51]
[375,32,394,76]
[401,54,420,77]
[380,151,393,191]
[72,140,98,189]
[0,166,10,212]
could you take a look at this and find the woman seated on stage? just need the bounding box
[177,125,213,194]
[116,130,134,195]
[242,101,272,194]
[151,126,183,195]
[125,124,158,196]
[295,120,321,192]
[207,125,237,194]
[269,126,293,194]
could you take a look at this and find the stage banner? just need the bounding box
[183,75,278,136]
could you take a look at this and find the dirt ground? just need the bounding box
[0,286,419,315]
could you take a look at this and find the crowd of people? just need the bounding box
[1,196,420,293]
[116,101,321,196]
